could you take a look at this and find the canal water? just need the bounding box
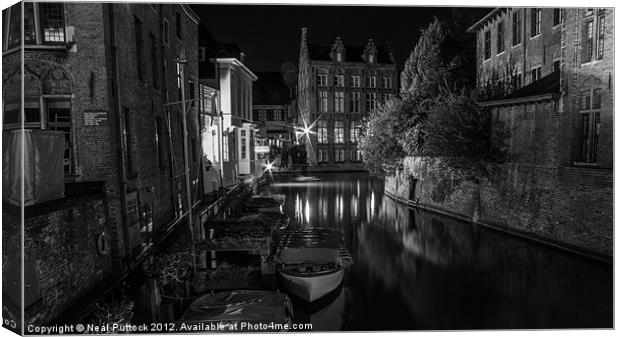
[262,172,613,331]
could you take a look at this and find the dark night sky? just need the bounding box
[191,5,491,72]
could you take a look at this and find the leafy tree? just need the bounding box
[359,98,407,174]
[424,88,509,178]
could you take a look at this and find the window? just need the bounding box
[530,66,542,82]
[176,62,183,99]
[382,76,392,88]
[553,9,563,26]
[366,93,377,112]
[553,60,561,72]
[3,2,65,51]
[175,12,182,40]
[484,30,491,59]
[531,8,541,37]
[336,52,342,62]
[334,121,344,143]
[382,93,392,102]
[317,71,328,86]
[512,10,522,46]
[578,89,602,163]
[241,132,247,159]
[150,33,159,88]
[334,74,344,87]
[317,121,328,143]
[497,21,504,54]
[597,14,605,60]
[318,149,328,163]
[318,90,328,112]
[334,92,344,113]
[155,117,166,169]
[163,19,170,46]
[350,75,360,87]
[39,3,65,43]
[368,54,374,63]
[223,132,229,161]
[334,147,345,162]
[350,121,360,143]
[583,20,594,62]
[47,99,73,174]
[350,92,360,113]
[350,148,362,162]
[367,73,376,88]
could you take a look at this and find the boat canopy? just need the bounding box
[278,247,342,264]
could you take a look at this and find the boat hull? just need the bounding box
[277,267,344,302]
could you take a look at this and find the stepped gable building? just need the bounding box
[297,28,398,168]
[467,8,613,257]
[2,2,201,326]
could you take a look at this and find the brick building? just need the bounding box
[2,2,201,325]
[252,71,296,148]
[411,7,613,257]
[297,28,398,168]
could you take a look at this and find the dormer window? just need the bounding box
[336,52,342,62]
[3,2,66,51]
[368,54,374,63]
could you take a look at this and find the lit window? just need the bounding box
[334,74,344,87]
[382,76,392,88]
[3,2,65,51]
[367,73,376,88]
[334,92,344,113]
[318,90,328,112]
[350,121,360,143]
[317,71,328,86]
[317,120,328,144]
[350,75,360,87]
[334,121,344,143]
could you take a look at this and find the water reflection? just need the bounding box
[265,173,612,330]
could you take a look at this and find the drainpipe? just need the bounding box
[106,3,131,263]
[177,57,197,272]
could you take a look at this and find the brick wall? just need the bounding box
[2,193,113,325]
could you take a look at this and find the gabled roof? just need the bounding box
[308,43,395,64]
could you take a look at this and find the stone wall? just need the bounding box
[385,155,613,259]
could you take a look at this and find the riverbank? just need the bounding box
[383,156,613,264]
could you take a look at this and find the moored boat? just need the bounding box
[177,290,293,332]
[275,228,352,302]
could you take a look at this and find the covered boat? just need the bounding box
[275,229,352,302]
[246,196,284,213]
[177,290,293,332]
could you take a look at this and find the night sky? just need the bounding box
[191,5,491,72]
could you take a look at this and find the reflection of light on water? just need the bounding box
[370,191,375,216]
[338,194,344,221]
[305,199,310,224]
[295,194,302,224]
[352,195,358,218]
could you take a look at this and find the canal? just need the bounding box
[263,171,613,331]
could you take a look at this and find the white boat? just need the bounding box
[293,175,321,182]
[275,229,352,302]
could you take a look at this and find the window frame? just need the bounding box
[496,20,505,54]
[483,30,491,60]
[530,8,542,38]
[512,9,522,46]
[3,2,67,51]
[576,88,602,164]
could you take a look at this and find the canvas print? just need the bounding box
[1,2,614,334]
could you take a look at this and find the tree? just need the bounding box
[424,88,509,178]
[359,97,407,174]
